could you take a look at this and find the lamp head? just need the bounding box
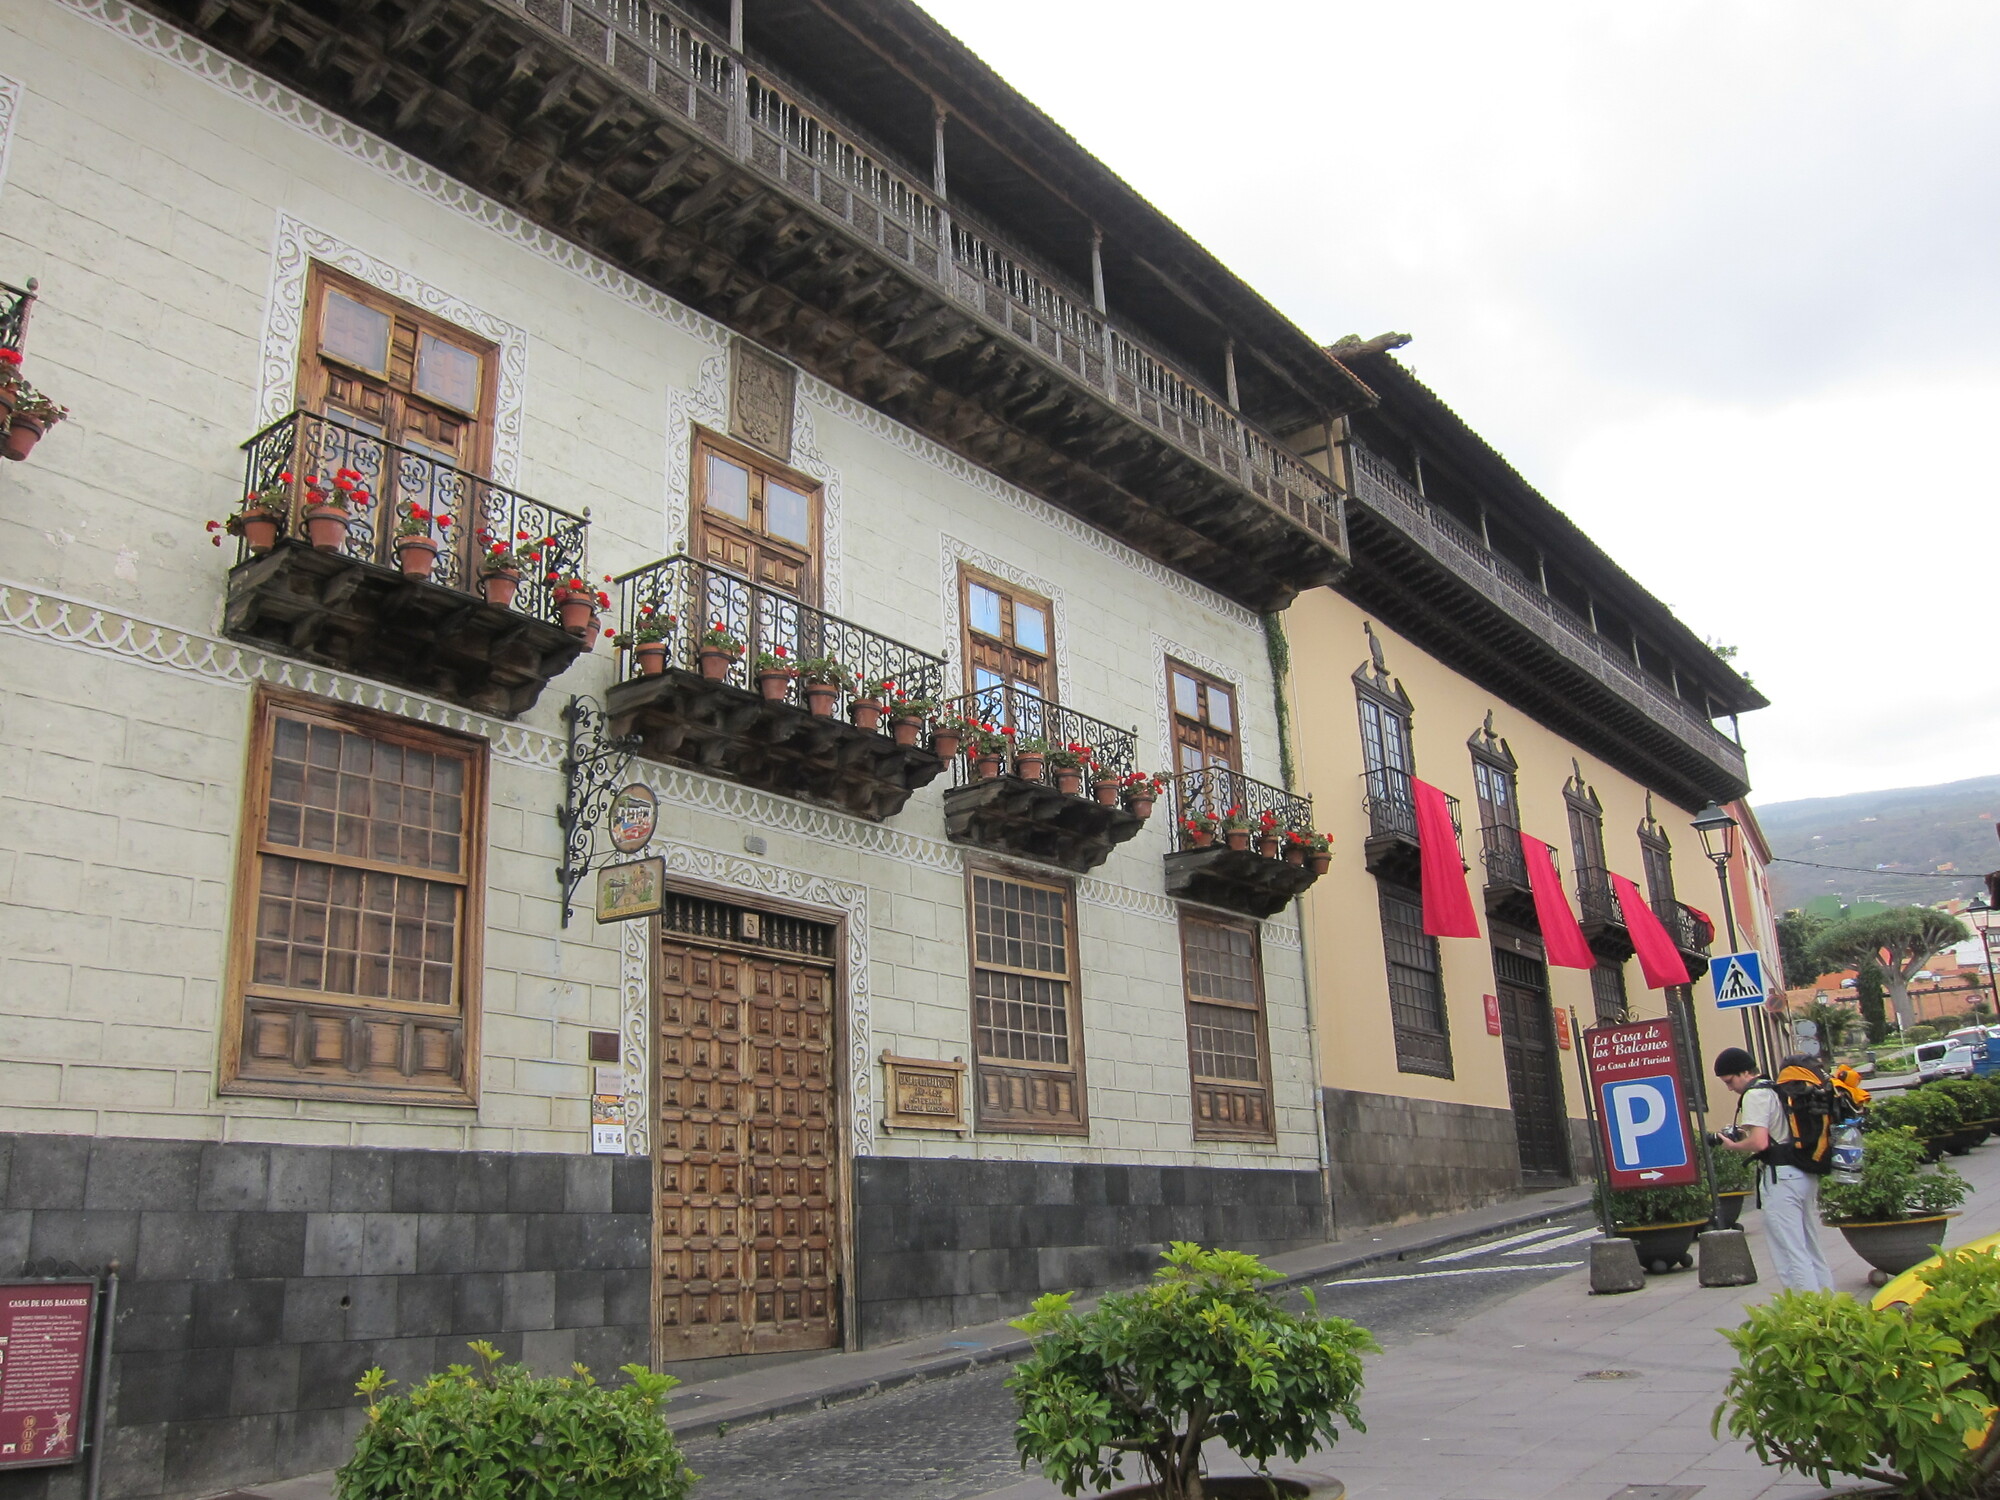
[1691,799,1739,864]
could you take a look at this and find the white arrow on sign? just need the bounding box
[1638,1170,1664,1180]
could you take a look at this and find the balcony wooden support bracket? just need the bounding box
[1582,921,1635,965]
[1482,878,1540,933]
[1163,847,1319,921]
[942,777,1145,874]
[606,669,944,820]
[1362,832,1421,889]
[224,542,585,717]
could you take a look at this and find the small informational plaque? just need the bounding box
[0,1279,97,1469]
[596,857,665,923]
[880,1052,968,1135]
[607,784,658,854]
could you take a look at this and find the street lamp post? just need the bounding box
[1692,799,1765,1069]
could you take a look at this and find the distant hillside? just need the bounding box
[1758,776,2000,911]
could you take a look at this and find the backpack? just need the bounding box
[1746,1057,1838,1175]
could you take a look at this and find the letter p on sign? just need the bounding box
[1601,1077,1688,1171]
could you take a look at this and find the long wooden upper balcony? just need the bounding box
[1347,443,1751,804]
[150,0,1372,611]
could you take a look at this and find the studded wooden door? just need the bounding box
[656,930,839,1359]
[1492,948,1572,1180]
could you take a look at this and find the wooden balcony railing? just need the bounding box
[1480,822,1531,888]
[1574,863,1621,929]
[1360,766,1461,846]
[238,411,591,627]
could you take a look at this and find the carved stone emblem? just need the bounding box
[730,340,796,460]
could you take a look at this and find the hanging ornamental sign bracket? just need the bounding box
[556,695,648,928]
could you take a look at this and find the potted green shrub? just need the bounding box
[753,645,797,701]
[1220,804,1253,852]
[885,689,935,748]
[1930,1077,1998,1153]
[698,621,744,681]
[1820,1124,1969,1283]
[1594,1181,1712,1273]
[1717,1245,2000,1494]
[337,1341,695,1500]
[1871,1086,1964,1161]
[1710,1145,1757,1230]
[612,606,676,676]
[1010,1243,1374,1500]
[796,654,849,715]
[850,674,895,730]
[1013,735,1049,783]
[207,469,294,555]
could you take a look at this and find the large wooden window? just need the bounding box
[224,690,485,1103]
[1590,961,1630,1027]
[692,428,820,602]
[1470,756,1517,833]
[1169,659,1238,776]
[1380,886,1453,1078]
[1181,915,1273,1141]
[968,868,1087,1135]
[961,569,1053,700]
[300,264,496,475]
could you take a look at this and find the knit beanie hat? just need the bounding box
[1713,1046,1756,1077]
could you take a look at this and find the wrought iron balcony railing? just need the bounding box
[1348,443,1748,784]
[238,411,590,625]
[1480,822,1531,888]
[1654,898,1712,955]
[610,553,946,715]
[934,682,1136,792]
[0,279,35,357]
[1574,863,1621,928]
[1168,765,1314,855]
[1360,766,1462,846]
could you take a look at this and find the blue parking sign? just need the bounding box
[1710,950,1765,1010]
[1600,1077,1690,1173]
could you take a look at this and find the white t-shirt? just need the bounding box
[1738,1081,1790,1146]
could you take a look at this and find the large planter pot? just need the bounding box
[303,504,350,551]
[698,648,736,682]
[1093,777,1120,807]
[1015,753,1045,783]
[1835,1214,1961,1284]
[555,592,595,635]
[1941,1126,1990,1157]
[394,536,439,579]
[235,507,282,554]
[850,697,883,730]
[634,642,667,677]
[480,568,520,608]
[890,715,923,748]
[1225,830,1251,853]
[1611,1218,1707,1274]
[1126,794,1154,820]
[1308,853,1331,875]
[1712,1190,1751,1232]
[1096,1474,1343,1500]
[4,413,47,461]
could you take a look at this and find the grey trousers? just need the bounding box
[1763,1165,1835,1292]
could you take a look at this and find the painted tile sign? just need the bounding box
[0,1281,96,1468]
[1584,1019,1699,1191]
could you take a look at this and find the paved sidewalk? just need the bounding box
[203,1183,1589,1498]
[973,1142,2000,1500]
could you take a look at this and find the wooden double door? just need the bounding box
[1492,947,1572,1181]
[655,910,840,1360]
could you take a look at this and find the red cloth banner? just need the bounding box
[1519,832,1595,968]
[1611,871,1698,988]
[1414,778,1480,938]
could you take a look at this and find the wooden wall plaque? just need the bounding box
[880,1052,969,1135]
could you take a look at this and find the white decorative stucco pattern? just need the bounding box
[620,918,651,1154]
[0,74,21,200]
[661,346,729,556]
[257,214,529,483]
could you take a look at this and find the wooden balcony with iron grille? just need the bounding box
[604,554,946,820]
[1164,767,1320,920]
[1478,822,1540,930]
[1359,766,1462,891]
[223,412,593,717]
[141,0,1367,612]
[1573,864,1633,963]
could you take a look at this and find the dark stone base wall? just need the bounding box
[1323,1088,1552,1228]
[852,1158,1327,1346]
[0,1133,652,1500]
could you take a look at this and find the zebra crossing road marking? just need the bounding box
[1423,1223,1576,1263]
[1328,1261,1587,1287]
[1504,1226,1601,1254]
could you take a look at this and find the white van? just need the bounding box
[1916,1040,1977,1081]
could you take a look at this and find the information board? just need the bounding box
[1583,1019,1700,1191]
[0,1279,96,1469]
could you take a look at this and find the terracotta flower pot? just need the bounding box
[975,753,1003,780]
[1093,777,1120,807]
[758,669,795,702]
[850,697,882,730]
[635,642,667,677]
[1257,834,1280,859]
[1283,843,1307,866]
[1126,795,1154,820]
[3,413,46,461]
[698,647,735,682]
[556,592,595,635]
[890,715,923,748]
[932,729,962,760]
[395,536,439,578]
[1309,852,1331,875]
[1055,767,1083,796]
[237,508,281,553]
[582,614,602,650]
[0,383,17,424]
[805,682,839,716]
[481,568,521,608]
[1187,828,1214,848]
[1015,753,1045,783]
[303,504,350,551]
[1225,829,1251,852]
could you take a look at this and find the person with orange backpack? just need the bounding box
[1712,1046,1838,1291]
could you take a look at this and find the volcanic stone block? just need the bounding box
[1590,1235,1646,1294]
[1697,1228,1758,1287]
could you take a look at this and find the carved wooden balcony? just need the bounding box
[1164,767,1320,920]
[1574,865,1635,962]
[604,555,947,820]
[1359,767,1462,890]
[222,412,591,717]
[937,684,1146,873]
[1479,822,1541,930]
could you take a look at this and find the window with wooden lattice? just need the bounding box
[1180,914,1273,1141]
[691,427,821,604]
[968,868,1087,1135]
[1169,659,1238,779]
[222,689,485,1103]
[1380,884,1454,1078]
[961,568,1053,701]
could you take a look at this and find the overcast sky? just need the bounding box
[915,0,2000,806]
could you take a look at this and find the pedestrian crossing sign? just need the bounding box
[1710,950,1766,1010]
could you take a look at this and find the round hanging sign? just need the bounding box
[607,784,658,853]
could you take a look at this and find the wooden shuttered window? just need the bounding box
[1180,914,1274,1141]
[692,428,821,603]
[223,690,485,1103]
[1381,885,1454,1078]
[968,868,1087,1135]
[1168,659,1238,775]
[961,569,1053,700]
